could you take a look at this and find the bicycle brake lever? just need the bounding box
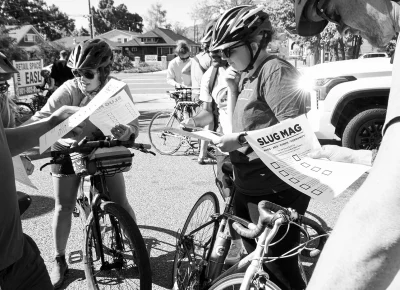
[40,162,52,171]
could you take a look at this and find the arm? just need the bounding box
[307,122,400,290]
[190,102,214,127]
[47,77,55,91]
[166,61,179,87]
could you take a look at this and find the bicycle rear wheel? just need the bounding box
[84,202,152,290]
[172,192,220,289]
[148,111,182,155]
[209,273,281,290]
[15,102,34,126]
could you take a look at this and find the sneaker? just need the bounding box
[225,242,243,264]
[50,255,69,289]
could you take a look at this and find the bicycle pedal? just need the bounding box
[69,250,83,264]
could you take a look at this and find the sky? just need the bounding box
[44,0,199,30]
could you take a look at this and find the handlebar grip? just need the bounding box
[299,216,328,258]
[232,221,266,239]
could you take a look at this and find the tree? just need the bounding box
[144,2,167,30]
[172,22,188,37]
[0,0,75,40]
[91,0,143,34]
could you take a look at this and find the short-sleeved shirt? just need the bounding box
[50,60,74,87]
[166,57,192,87]
[191,52,212,96]
[0,118,24,270]
[230,56,309,195]
[200,66,230,133]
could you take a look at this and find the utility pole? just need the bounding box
[88,0,94,39]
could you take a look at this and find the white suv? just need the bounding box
[301,57,393,149]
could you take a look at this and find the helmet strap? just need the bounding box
[243,32,267,72]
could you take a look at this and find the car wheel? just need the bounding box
[342,108,386,150]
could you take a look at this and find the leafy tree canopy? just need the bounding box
[144,2,167,31]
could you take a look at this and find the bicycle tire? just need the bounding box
[148,111,182,155]
[172,192,220,290]
[299,216,328,258]
[209,272,281,290]
[14,102,34,126]
[84,201,152,290]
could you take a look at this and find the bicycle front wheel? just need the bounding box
[84,202,152,290]
[15,102,34,126]
[172,192,220,289]
[209,273,281,290]
[148,111,182,155]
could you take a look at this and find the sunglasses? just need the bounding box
[315,0,341,26]
[72,69,96,80]
[218,43,247,58]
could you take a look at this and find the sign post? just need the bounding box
[12,59,43,99]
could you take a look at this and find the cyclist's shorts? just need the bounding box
[50,142,75,177]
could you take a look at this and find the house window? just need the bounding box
[24,34,37,43]
[117,38,122,43]
[131,47,137,52]
[124,38,128,43]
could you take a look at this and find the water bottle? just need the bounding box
[206,230,232,280]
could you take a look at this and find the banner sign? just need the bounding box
[145,55,158,62]
[12,59,43,97]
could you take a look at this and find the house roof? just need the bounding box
[52,36,121,50]
[99,29,141,39]
[119,27,200,47]
[5,25,45,43]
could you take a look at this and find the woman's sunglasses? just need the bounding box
[218,43,247,58]
[72,69,96,80]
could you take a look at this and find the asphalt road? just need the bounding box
[19,70,367,289]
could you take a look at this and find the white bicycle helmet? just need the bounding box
[209,5,273,71]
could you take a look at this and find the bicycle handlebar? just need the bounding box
[232,200,327,257]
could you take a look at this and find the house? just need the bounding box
[4,25,46,52]
[117,27,201,61]
[53,36,121,52]
[99,29,140,44]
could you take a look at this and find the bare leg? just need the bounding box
[105,173,137,222]
[52,175,80,256]
[198,122,214,160]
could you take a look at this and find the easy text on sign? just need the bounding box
[12,59,43,98]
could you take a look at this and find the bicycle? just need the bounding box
[172,162,328,290]
[34,135,154,289]
[148,87,202,155]
[13,87,50,126]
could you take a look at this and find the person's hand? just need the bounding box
[48,106,86,138]
[212,133,241,153]
[308,145,373,166]
[180,118,196,128]
[20,155,34,175]
[224,66,240,92]
[111,124,133,141]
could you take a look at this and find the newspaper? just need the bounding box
[245,115,370,202]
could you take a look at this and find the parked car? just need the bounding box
[300,57,392,150]
[358,52,389,59]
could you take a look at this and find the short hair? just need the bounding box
[175,40,190,55]
[60,50,68,58]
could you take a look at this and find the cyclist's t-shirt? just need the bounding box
[191,52,212,96]
[166,57,192,87]
[50,60,74,87]
[231,56,309,195]
[200,66,231,133]
[0,118,24,270]
[32,77,139,146]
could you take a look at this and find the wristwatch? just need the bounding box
[237,132,248,146]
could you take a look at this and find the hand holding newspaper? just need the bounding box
[244,115,370,202]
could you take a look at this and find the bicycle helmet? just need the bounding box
[294,0,328,36]
[68,38,113,84]
[0,52,18,82]
[209,5,273,71]
[200,19,217,44]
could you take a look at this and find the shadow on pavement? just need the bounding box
[58,268,86,289]
[21,195,54,220]
[139,225,179,289]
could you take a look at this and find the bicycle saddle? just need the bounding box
[222,161,233,175]
[17,191,32,216]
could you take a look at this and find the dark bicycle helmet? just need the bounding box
[0,52,18,82]
[209,5,272,71]
[294,0,328,36]
[200,19,217,44]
